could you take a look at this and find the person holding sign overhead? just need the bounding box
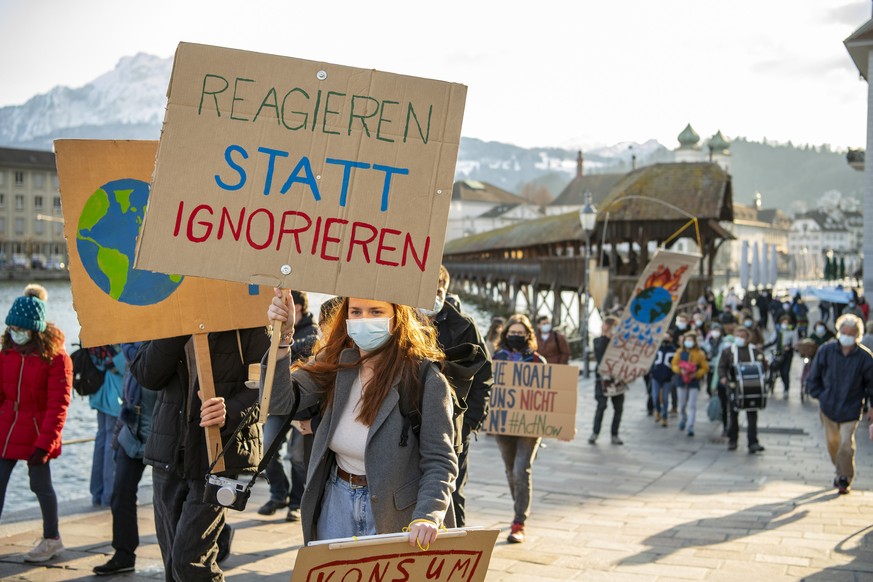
[264,291,458,549]
[491,314,547,544]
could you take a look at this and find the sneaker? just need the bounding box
[749,443,765,454]
[687,429,694,437]
[257,499,288,516]
[216,525,234,564]
[24,537,64,562]
[611,435,623,445]
[661,418,668,428]
[654,411,661,422]
[93,554,135,576]
[507,521,525,544]
[285,507,301,522]
[728,441,738,451]
[837,476,850,495]
[587,433,597,444]
[678,419,686,431]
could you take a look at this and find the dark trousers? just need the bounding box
[717,383,729,428]
[593,392,625,436]
[0,458,58,538]
[728,407,759,447]
[451,424,473,527]
[152,467,225,582]
[110,449,147,561]
[263,416,305,507]
[779,350,794,392]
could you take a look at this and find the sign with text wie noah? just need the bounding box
[134,42,467,308]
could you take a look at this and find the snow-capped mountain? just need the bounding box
[0,52,666,195]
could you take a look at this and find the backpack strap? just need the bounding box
[399,359,431,449]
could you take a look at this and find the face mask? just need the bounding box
[815,325,826,335]
[346,317,393,352]
[711,330,721,338]
[683,340,695,349]
[849,302,856,308]
[677,322,687,330]
[9,329,32,345]
[540,323,552,334]
[743,320,753,328]
[419,295,445,318]
[783,304,790,311]
[781,323,790,331]
[734,337,746,348]
[506,335,527,351]
[694,319,704,327]
[839,334,857,347]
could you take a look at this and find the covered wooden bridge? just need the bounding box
[442,162,735,337]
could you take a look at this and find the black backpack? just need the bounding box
[70,345,105,397]
[399,343,486,456]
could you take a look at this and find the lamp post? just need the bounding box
[579,191,597,378]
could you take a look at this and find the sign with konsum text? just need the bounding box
[134,42,467,308]
[484,361,579,440]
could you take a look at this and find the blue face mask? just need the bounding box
[419,295,445,318]
[346,317,393,352]
[9,329,32,345]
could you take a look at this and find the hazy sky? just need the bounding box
[1,0,870,150]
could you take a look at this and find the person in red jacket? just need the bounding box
[0,288,72,562]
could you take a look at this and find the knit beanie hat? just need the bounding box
[5,295,47,332]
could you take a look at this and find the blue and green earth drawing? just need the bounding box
[76,178,183,305]
[629,285,673,324]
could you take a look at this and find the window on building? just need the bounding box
[53,196,61,210]
[34,195,43,210]
[14,171,24,186]
[0,193,4,208]
[14,218,24,235]
[52,175,58,189]
[14,195,24,210]
[0,217,5,234]
[33,174,44,189]
[54,222,63,236]
[34,220,44,235]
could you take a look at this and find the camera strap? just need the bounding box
[206,379,302,494]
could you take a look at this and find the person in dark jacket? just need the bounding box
[421,267,492,527]
[130,327,269,581]
[93,341,157,575]
[258,290,318,522]
[650,333,676,427]
[718,327,767,453]
[807,314,873,494]
[589,316,625,444]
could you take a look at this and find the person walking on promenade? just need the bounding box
[258,290,318,523]
[719,327,767,453]
[650,332,676,428]
[535,315,570,365]
[93,341,156,576]
[264,292,458,549]
[420,268,492,528]
[490,314,546,543]
[807,313,873,494]
[810,320,835,346]
[88,345,124,507]
[130,327,269,581]
[765,314,799,397]
[671,331,709,437]
[0,288,72,562]
[590,316,626,444]
[484,317,505,357]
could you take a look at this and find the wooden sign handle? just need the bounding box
[259,321,282,423]
[192,333,225,474]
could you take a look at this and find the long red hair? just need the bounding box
[296,298,444,425]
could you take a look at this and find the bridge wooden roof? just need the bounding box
[444,162,733,256]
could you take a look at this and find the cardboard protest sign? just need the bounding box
[598,249,700,388]
[54,139,272,347]
[292,529,499,582]
[134,42,467,309]
[484,361,578,440]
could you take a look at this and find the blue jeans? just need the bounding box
[315,467,376,541]
[651,377,671,418]
[90,411,118,506]
[263,415,306,507]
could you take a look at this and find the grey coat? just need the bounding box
[265,348,458,544]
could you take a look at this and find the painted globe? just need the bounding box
[76,178,183,306]
[629,286,673,324]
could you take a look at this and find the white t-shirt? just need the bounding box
[329,372,368,475]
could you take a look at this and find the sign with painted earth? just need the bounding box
[77,178,183,305]
[629,285,673,324]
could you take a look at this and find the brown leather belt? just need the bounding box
[336,466,368,487]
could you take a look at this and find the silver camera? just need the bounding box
[203,475,251,511]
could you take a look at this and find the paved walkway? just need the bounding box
[2,362,872,581]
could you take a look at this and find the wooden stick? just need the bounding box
[193,333,225,474]
[258,321,282,423]
[311,529,476,550]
